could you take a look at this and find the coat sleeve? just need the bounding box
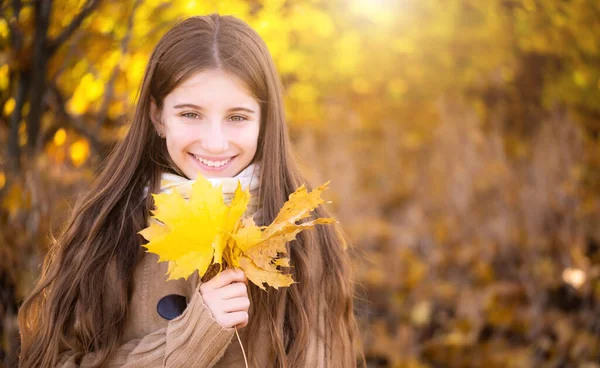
[57,286,235,368]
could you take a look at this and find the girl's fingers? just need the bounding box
[221,297,250,313]
[201,269,247,291]
[218,282,248,300]
[221,311,249,328]
[198,269,250,329]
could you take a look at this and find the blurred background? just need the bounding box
[1,0,600,367]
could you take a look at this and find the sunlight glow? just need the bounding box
[562,267,586,289]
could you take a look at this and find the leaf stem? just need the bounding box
[235,326,248,368]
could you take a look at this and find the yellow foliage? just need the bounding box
[68,73,105,115]
[411,301,432,326]
[22,102,30,116]
[126,53,148,86]
[1,184,29,216]
[0,64,9,90]
[67,96,88,116]
[139,175,335,290]
[101,50,122,79]
[18,7,33,28]
[96,15,115,34]
[108,100,124,120]
[3,98,15,116]
[81,73,105,101]
[69,139,90,167]
[53,128,67,147]
[0,18,8,40]
[18,121,27,147]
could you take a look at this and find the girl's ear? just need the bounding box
[149,98,164,136]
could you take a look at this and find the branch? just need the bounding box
[10,0,21,15]
[45,82,105,155]
[0,0,29,16]
[95,0,143,131]
[45,0,100,57]
[1,0,26,55]
[26,0,51,154]
[7,70,29,172]
[49,29,84,82]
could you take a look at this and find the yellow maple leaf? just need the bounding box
[263,181,332,239]
[139,176,248,280]
[238,256,294,290]
[139,174,337,290]
[227,182,335,290]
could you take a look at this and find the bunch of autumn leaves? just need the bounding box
[139,175,335,290]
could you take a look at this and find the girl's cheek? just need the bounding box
[168,126,202,146]
[227,123,259,141]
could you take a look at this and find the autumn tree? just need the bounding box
[1,0,600,366]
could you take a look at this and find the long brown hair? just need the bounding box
[18,14,361,367]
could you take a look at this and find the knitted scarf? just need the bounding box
[155,163,262,223]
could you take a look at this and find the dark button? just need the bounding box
[157,294,187,320]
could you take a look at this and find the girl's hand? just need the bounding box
[199,269,250,328]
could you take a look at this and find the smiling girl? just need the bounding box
[18,14,361,368]
[152,68,261,179]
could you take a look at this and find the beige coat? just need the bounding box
[57,252,327,367]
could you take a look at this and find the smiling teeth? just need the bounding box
[193,154,231,167]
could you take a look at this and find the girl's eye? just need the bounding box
[181,112,200,119]
[229,115,247,122]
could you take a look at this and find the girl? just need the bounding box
[18,14,360,367]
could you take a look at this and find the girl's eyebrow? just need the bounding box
[173,103,256,114]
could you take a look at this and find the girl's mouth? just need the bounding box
[189,153,237,172]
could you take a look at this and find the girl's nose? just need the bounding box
[200,122,229,152]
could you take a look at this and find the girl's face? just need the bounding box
[151,69,261,179]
